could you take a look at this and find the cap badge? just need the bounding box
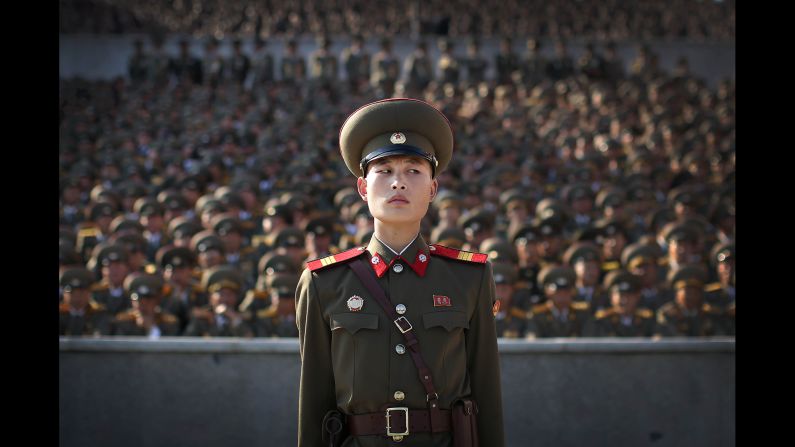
[390,132,406,144]
[347,295,364,312]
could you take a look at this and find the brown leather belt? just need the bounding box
[348,407,452,437]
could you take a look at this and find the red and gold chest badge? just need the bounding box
[492,300,501,317]
[347,295,364,312]
[433,295,451,307]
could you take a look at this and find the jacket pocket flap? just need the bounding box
[331,313,379,334]
[422,311,469,331]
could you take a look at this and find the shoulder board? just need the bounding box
[307,247,368,272]
[77,227,100,237]
[256,307,278,319]
[702,303,719,314]
[601,261,621,271]
[157,313,179,324]
[594,308,615,319]
[571,301,590,311]
[531,303,550,314]
[429,244,488,263]
[704,282,723,293]
[636,308,654,319]
[114,311,136,321]
[251,235,270,246]
[658,257,669,267]
[88,301,106,313]
[509,307,527,319]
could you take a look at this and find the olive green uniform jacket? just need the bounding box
[296,236,505,446]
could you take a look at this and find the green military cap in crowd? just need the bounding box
[90,185,120,205]
[535,198,567,218]
[157,191,190,212]
[626,184,655,202]
[124,274,164,300]
[338,98,454,178]
[94,244,129,266]
[620,242,663,269]
[595,187,626,210]
[264,203,292,221]
[646,207,677,233]
[534,215,564,238]
[710,242,734,265]
[563,183,594,203]
[195,195,227,216]
[190,230,225,254]
[274,228,305,249]
[499,188,528,211]
[509,223,540,245]
[304,218,334,237]
[267,274,301,297]
[216,190,246,210]
[134,197,164,217]
[433,190,463,211]
[562,241,602,266]
[110,216,145,235]
[492,262,517,285]
[60,267,95,292]
[88,202,117,221]
[667,186,699,208]
[258,253,299,276]
[594,217,628,239]
[211,212,244,236]
[430,227,467,248]
[479,237,519,263]
[537,265,577,291]
[603,269,642,294]
[116,233,148,253]
[119,181,149,200]
[179,175,205,193]
[660,221,700,243]
[350,201,372,220]
[667,264,708,290]
[156,246,196,270]
[168,216,203,240]
[333,187,360,210]
[202,266,244,294]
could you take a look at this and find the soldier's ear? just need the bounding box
[429,179,438,202]
[356,177,368,201]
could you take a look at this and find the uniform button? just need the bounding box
[394,391,405,401]
[395,344,406,355]
[395,304,406,315]
[392,264,404,273]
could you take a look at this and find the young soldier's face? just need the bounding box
[358,156,437,226]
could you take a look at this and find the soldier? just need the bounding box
[526,265,592,338]
[273,227,308,268]
[594,217,630,278]
[562,241,609,313]
[228,39,251,86]
[403,40,434,95]
[495,37,519,85]
[462,38,487,85]
[59,268,111,336]
[211,213,258,288]
[296,98,504,445]
[111,274,180,338]
[134,197,169,262]
[304,217,339,260]
[190,230,227,271]
[565,183,595,231]
[492,262,529,339]
[370,37,400,97]
[202,37,225,88]
[621,242,671,312]
[170,39,202,85]
[280,38,307,84]
[437,39,460,84]
[521,37,547,87]
[585,270,656,337]
[89,244,132,315]
[458,208,496,253]
[509,223,545,307]
[656,265,731,337]
[250,37,275,86]
[309,36,338,84]
[168,216,202,249]
[185,266,253,337]
[431,190,463,233]
[252,274,300,337]
[704,242,734,309]
[660,221,702,273]
[157,245,205,332]
[341,34,370,92]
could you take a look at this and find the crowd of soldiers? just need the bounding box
[59,31,735,339]
[61,0,734,42]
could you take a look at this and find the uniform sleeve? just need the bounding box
[296,268,337,447]
[466,262,505,447]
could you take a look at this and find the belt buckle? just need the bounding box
[394,316,413,334]
[385,406,409,441]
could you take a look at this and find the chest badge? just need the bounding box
[492,300,501,317]
[347,295,364,312]
[433,295,451,307]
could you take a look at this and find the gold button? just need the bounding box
[394,391,405,401]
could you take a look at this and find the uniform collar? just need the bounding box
[366,235,430,278]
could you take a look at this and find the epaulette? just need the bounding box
[114,310,137,321]
[157,313,179,324]
[531,303,550,315]
[256,307,278,319]
[251,234,271,247]
[77,226,100,237]
[509,307,528,319]
[307,247,368,271]
[88,301,106,313]
[91,282,109,293]
[594,308,616,320]
[636,308,654,319]
[704,282,723,293]
[429,244,488,263]
[571,301,590,311]
[601,261,621,272]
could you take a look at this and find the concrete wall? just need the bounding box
[60,337,734,447]
[59,34,734,87]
